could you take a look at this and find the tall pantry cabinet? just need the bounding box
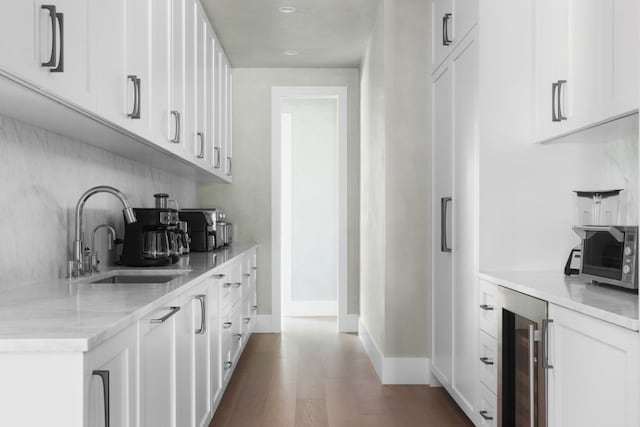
[430,0,478,422]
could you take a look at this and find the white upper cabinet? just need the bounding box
[195,5,210,165]
[0,1,89,105]
[169,0,186,152]
[124,0,151,135]
[149,0,172,145]
[431,0,477,73]
[532,0,638,143]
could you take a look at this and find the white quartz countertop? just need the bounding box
[479,270,639,331]
[0,244,257,353]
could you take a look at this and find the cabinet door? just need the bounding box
[193,287,212,427]
[225,64,233,179]
[194,6,209,164]
[175,294,195,427]
[206,28,217,171]
[86,325,137,427]
[0,1,89,105]
[532,0,601,142]
[432,0,453,71]
[169,0,186,152]
[87,0,126,125]
[450,35,478,412]
[431,61,453,387]
[149,0,172,144]
[125,0,151,134]
[547,304,640,427]
[603,0,639,117]
[184,0,198,160]
[214,44,226,174]
[209,273,224,406]
[140,306,179,427]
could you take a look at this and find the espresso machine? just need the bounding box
[120,194,181,266]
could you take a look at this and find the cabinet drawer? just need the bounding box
[478,330,497,394]
[478,279,497,337]
[478,383,497,427]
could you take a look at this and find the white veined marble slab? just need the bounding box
[479,270,639,331]
[0,244,257,352]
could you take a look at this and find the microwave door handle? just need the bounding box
[571,225,624,243]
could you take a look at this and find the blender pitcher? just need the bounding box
[574,190,622,225]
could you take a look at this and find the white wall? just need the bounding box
[360,0,431,357]
[0,115,197,292]
[283,99,339,302]
[199,68,360,315]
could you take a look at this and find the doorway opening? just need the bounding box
[271,86,348,333]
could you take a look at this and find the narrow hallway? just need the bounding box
[210,318,471,426]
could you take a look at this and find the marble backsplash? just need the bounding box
[0,115,197,292]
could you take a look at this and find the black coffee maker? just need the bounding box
[121,194,181,266]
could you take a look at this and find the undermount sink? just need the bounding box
[87,270,189,285]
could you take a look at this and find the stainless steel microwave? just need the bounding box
[572,225,638,290]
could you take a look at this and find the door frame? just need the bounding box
[271,86,348,332]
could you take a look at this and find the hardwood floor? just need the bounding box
[210,317,472,427]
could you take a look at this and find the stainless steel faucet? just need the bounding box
[70,186,136,277]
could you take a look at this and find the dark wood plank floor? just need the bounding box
[210,317,472,427]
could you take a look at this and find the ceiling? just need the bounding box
[200,0,380,68]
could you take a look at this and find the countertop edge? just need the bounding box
[478,272,640,332]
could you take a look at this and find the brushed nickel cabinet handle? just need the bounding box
[231,282,242,288]
[127,75,141,119]
[479,357,494,366]
[41,5,57,67]
[479,304,494,311]
[224,361,233,370]
[243,273,251,278]
[543,319,554,369]
[92,370,110,427]
[223,322,232,329]
[251,305,258,312]
[557,80,567,121]
[551,81,559,122]
[442,13,452,46]
[150,306,180,324]
[441,197,452,252]
[195,295,206,334]
[51,12,64,72]
[223,282,232,288]
[226,157,232,176]
[197,132,205,158]
[213,274,226,279]
[214,147,221,168]
[170,110,181,143]
[243,317,251,324]
[233,333,242,342]
[479,410,493,421]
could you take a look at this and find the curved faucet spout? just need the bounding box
[71,186,136,277]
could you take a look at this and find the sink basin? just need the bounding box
[86,270,189,285]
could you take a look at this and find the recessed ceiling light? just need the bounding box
[283,50,299,56]
[278,6,297,13]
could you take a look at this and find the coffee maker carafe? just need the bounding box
[121,208,176,267]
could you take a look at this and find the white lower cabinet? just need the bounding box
[547,304,640,427]
[86,325,138,427]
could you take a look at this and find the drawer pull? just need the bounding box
[223,322,232,329]
[243,317,251,324]
[224,361,233,370]
[479,410,493,421]
[150,306,180,324]
[243,273,251,277]
[223,282,232,288]
[251,266,257,270]
[213,274,226,279]
[232,282,242,288]
[479,357,494,366]
[479,304,494,311]
[92,370,110,427]
[251,305,258,312]
[233,333,242,342]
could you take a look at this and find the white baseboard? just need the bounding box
[283,300,337,317]
[339,314,359,333]
[358,318,432,385]
[254,315,274,333]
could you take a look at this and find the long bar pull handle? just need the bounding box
[127,75,140,119]
[442,13,452,46]
[170,110,181,143]
[441,197,452,252]
[528,324,535,427]
[41,5,57,67]
[51,12,64,72]
[197,132,205,158]
[543,319,554,369]
[557,80,567,121]
[479,357,494,366]
[226,157,232,176]
[150,306,180,324]
[551,82,559,122]
[92,370,110,427]
[214,147,221,168]
[195,295,206,334]
[479,410,493,421]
